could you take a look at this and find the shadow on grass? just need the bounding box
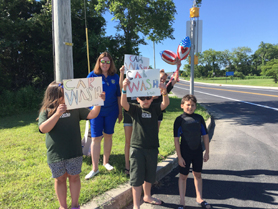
[83,153,126,172]
[0,111,38,129]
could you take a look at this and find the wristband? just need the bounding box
[122,89,126,94]
[162,93,167,96]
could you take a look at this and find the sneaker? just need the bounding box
[85,170,99,180]
[104,163,114,171]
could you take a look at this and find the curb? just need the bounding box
[81,114,212,209]
[81,153,178,209]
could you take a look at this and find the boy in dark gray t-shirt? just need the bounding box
[121,78,169,209]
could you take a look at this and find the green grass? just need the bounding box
[0,96,209,209]
[184,78,278,87]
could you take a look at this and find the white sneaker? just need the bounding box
[85,170,99,180]
[104,163,114,171]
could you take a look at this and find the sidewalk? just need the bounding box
[81,116,213,209]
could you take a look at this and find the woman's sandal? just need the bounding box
[124,168,130,176]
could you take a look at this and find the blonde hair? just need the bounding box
[39,81,64,118]
[93,52,117,75]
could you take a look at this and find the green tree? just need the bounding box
[199,49,222,77]
[254,42,278,66]
[261,59,278,83]
[0,0,53,91]
[95,0,176,54]
[231,47,252,75]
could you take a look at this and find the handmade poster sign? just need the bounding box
[63,77,104,110]
[124,54,149,73]
[126,69,160,97]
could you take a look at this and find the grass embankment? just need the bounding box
[0,96,209,209]
[184,78,278,87]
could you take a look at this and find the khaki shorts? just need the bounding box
[129,147,158,187]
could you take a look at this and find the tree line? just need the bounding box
[0,0,176,93]
[183,43,278,82]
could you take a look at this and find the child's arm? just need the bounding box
[117,65,125,123]
[39,104,67,133]
[171,59,181,86]
[117,96,123,123]
[160,83,170,111]
[119,65,125,90]
[121,78,130,111]
[87,92,106,119]
[203,134,210,162]
[174,136,186,167]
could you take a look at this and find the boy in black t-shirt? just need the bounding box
[121,78,169,209]
[174,94,212,209]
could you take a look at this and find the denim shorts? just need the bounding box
[48,156,83,178]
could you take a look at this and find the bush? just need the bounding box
[0,86,43,117]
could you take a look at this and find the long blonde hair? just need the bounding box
[39,81,64,118]
[93,52,117,75]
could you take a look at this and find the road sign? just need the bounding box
[226,71,234,76]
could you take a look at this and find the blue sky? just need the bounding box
[103,0,278,73]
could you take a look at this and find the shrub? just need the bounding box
[0,86,43,117]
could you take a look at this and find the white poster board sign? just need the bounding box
[126,69,160,97]
[124,54,149,73]
[63,77,103,110]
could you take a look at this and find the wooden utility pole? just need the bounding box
[53,0,74,82]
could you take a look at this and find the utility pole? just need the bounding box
[53,0,74,83]
[189,0,199,95]
[190,18,196,95]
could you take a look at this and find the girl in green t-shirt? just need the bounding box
[38,81,105,209]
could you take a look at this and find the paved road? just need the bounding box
[124,81,278,209]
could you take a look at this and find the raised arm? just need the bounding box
[171,59,181,86]
[121,78,130,111]
[119,65,125,90]
[160,83,170,111]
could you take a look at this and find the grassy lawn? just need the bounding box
[184,78,278,87]
[0,96,209,209]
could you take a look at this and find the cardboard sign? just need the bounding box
[63,77,103,110]
[126,69,160,97]
[124,54,149,73]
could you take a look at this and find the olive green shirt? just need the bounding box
[128,103,162,149]
[38,108,90,164]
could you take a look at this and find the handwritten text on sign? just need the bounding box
[126,69,160,97]
[124,54,149,73]
[63,77,104,110]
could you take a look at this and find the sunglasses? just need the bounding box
[100,60,111,64]
[138,96,152,101]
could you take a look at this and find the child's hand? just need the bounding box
[56,104,67,116]
[100,92,106,101]
[203,151,209,162]
[178,157,186,168]
[123,78,130,89]
[159,82,167,95]
[119,65,125,74]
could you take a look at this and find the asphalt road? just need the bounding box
[124,80,278,209]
